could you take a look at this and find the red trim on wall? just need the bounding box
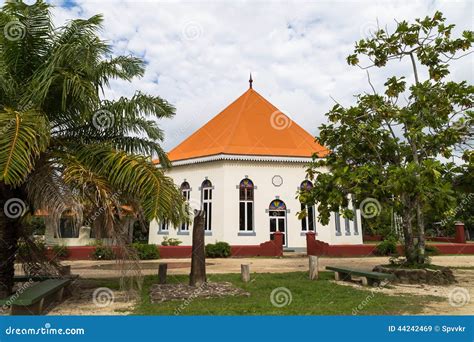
[159,246,193,258]
[49,233,284,260]
[306,232,474,257]
[427,237,457,243]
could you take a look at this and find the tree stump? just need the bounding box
[189,210,206,287]
[158,263,168,284]
[241,264,250,282]
[309,255,319,280]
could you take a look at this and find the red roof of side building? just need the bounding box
[155,87,328,163]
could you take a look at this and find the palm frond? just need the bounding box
[102,91,175,121]
[71,144,187,225]
[0,108,50,186]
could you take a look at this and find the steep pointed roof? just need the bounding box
[163,88,328,163]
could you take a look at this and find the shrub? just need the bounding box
[161,237,182,246]
[375,237,398,256]
[132,243,159,260]
[17,238,47,260]
[425,245,440,256]
[52,244,69,259]
[91,241,115,260]
[205,241,231,258]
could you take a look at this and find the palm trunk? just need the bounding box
[0,183,23,299]
[189,211,206,287]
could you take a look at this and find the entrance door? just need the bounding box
[269,199,287,246]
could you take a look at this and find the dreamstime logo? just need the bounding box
[3,21,26,41]
[2,279,34,310]
[359,197,381,218]
[3,198,27,219]
[181,21,203,41]
[270,287,292,308]
[174,282,208,315]
[270,110,292,130]
[359,21,379,39]
[92,287,114,307]
[92,109,114,130]
[448,287,470,308]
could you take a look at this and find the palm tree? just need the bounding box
[0,1,187,298]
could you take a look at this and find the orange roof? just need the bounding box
[162,88,328,162]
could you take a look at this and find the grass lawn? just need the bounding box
[133,271,442,315]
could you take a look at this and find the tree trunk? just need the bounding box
[189,210,206,287]
[0,184,22,299]
[416,201,426,264]
[401,196,416,265]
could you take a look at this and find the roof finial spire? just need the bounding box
[249,73,253,89]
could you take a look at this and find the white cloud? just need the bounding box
[14,0,474,150]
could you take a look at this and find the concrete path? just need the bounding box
[48,255,474,279]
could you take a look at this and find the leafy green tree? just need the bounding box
[301,12,473,265]
[0,1,187,298]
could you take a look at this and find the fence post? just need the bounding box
[455,222,466,243]
[158,263,168,284]
[241,264,250,282]
[309,255,319,280]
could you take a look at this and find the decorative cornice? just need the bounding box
[164,153,316,167]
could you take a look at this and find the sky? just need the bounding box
[9,0,474,151]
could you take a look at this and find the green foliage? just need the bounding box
[0,0,189,237]
[132,243,159,260]
[17,238,47,260]
[302,11,473,265]
[425,245,440,256]
[132,221,150,243]
[91,240,115,260]
[205,241,231,258]
[375,237,398,256]
[161,237,182,246]
[51,244,69,258]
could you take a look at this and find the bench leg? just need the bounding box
[10,298,44,315]
[335,272,351,281]
[56,288,65,302]
[362,277,380,287]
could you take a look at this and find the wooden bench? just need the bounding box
[14,274,79,282]
[326,266,395,286]
[0,278,72,315]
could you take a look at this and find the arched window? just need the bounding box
[180,182,191,231]
[239,178,254,232]
[201,179,213,231]
[300,181,315,232]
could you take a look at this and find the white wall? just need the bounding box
[148,159,363,248]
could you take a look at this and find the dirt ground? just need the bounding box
[9,255,474,315]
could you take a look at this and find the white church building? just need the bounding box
[149,80,363,249]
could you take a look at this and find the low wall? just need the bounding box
[47,232,284,260]
[306,232,474,257]
[363,235,383,242]
[427,237,457,243]
[159,246,192,258]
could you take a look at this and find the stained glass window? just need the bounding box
[269,199,286,211]
[300,180,313,191]
[239,179,254,231]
